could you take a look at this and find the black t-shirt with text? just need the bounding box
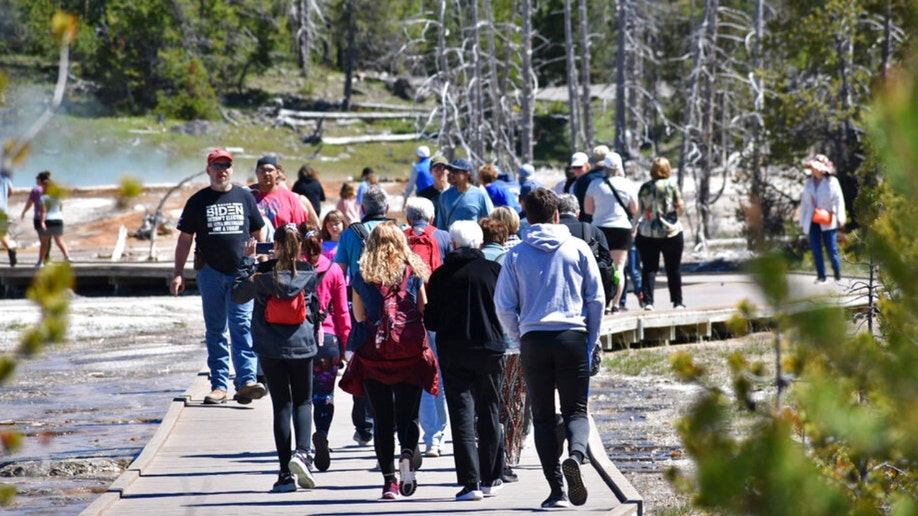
[177,185,265,274]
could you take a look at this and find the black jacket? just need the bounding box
[425,247,506,355]
[232,257,318,360]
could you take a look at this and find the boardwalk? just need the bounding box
[79,272,859,516]
[83,372,640,515]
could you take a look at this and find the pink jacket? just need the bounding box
[314,254,351,345]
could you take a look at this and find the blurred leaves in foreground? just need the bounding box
[669,56,918,514]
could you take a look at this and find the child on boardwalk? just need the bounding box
[299,223,351,472]
[232,223,319,492]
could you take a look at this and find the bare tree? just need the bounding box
[563,0,580,152]
[519,0,535,163]
[577,0,593,148]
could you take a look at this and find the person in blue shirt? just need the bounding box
[404,145,434,199]
[436,158,494,228]
[480,163,521,213]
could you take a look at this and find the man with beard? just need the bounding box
[171,148,267,405]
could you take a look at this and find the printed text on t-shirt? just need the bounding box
[206,202,246,235]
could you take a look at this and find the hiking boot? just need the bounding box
[562,457,588,506]
[203,389,227,404]
[8,249,16,267]
[236,382,267,404]
[455,485,483,501]
[313,432,330,472]
[288,450,316,489]
[398,449,417,496]
[541,491,571,508]
[271,472,296,493]
[481,478,503,496]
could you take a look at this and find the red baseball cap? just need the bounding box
[207,148,233,165]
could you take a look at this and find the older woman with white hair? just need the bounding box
[425,219,506,501]
[583,151,638,312]
[799,154,846,283]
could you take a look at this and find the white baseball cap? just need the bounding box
[570,152,590,168]
[417,145,431,158]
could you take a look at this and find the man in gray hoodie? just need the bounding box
[494,188,605,509]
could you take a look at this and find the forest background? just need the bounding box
[3,1,918,514]
[1,0,916,249]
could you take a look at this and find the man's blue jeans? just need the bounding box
[808,224,841,280]
[196,265,257,392]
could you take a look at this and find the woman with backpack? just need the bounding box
[635,156,685,311]
[299,223,351,473]
[231,224,319,493]
[583,151,638,313]
[338,221,439,501]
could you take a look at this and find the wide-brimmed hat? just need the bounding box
[805,154,834,174]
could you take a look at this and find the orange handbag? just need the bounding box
[812,208,833,225]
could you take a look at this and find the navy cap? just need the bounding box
[256,155,278,169]
[446,158,473,173]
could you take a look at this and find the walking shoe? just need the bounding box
[562,457,588,506]
[643,304,654,311]
[8,249,16,267]
[270,472,296,493]
[673,303,686,309]
[288,450,316,489]
[481,478,503,496]
[455,485,484,501]
[203,389,227,404]
[381,478,399,500]
[353,431,372,446]
[424,445,440,458]
[398,449,417,496]
[815,277,827,284]
[541,491,571,508]
[236,382,267,404]
[313,432,330,472]
[501,466,519,483]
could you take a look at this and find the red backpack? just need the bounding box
[373,267,428,360]
[404,225,442,274]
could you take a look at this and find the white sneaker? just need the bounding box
[481,478,503,496]
[424,445,440,458]
[455,485,484,501]
[288,451,316,489]
[644,304,654,311]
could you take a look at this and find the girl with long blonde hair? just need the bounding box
[339,221,438,501]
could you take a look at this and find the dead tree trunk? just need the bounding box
[342,0,356,111]
[564,0,580,152]
[614,0,628,155]
[578,0,593,148]
[520,0,535,163]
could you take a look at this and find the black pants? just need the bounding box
[440,350,505,487]
[363,379,422,477]
[260,355,314,474]
[520,330,590,492]
[635,232,684,307]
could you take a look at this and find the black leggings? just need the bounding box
[363,379,422,477]
[260,355,314,474]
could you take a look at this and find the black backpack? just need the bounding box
[582,223,617,302]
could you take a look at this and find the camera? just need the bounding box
[255,242,274,255]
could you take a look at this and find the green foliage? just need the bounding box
[154,55,220,120]
[671,56,918,514]
[117,176,144,209]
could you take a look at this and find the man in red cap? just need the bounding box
[171,148,268,405]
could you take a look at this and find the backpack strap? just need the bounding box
[350,221,370,245]
[603,177,633,223]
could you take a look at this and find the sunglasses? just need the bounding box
[210,162,232,169]
[448,169,467,175]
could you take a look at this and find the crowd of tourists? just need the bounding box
[168,144,841,508]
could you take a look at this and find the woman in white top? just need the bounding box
[798,154,846,283]
[36,174,72,266]
[583,152,637,311]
